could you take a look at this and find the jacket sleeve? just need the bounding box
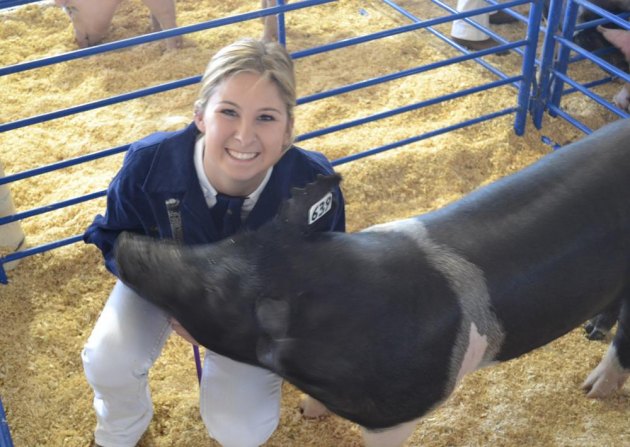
[83,147,153,276]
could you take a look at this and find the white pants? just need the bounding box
[451,0,491,41]
[82,280,283,447]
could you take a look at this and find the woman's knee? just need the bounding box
[82,281,171,388]
[81,331,145,388]
[202,411,279,447]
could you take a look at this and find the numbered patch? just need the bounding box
[308,192,333,225]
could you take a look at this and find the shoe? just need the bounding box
[451,36,509,55]
[490,10,518,24]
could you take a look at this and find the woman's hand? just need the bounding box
[170,318,200,346]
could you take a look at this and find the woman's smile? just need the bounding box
[226,148,259,161]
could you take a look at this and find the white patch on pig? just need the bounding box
[583,345,630,398]
[364,218,505,394]
[455,322,488,384]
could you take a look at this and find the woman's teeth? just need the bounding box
[227,149,257,160]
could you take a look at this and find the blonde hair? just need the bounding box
[194,38,296,145]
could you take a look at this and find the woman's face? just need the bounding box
[194,71,293,197]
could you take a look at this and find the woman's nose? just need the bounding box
[234,119,256,146]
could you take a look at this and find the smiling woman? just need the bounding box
[0,0,627,446]
[78,37,345,447]
[195,71,293,196]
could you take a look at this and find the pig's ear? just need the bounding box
[277,173,342,233]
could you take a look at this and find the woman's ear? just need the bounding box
[283,116,295,151]
[194,109,206,133]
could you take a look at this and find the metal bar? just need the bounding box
[0,0,335,77]
[0,0,40,9]
[383,0,529,79]
[553,70,630,118]
[299,39,524,106]
[0,235,83,285]
[546,103,593,133]
[293,0,528,61]
[0,77,200,133]
[572,0,630,29]
[533,0,566,127]
[0,144,128,186]
[515,0,544,135]
[0,191,106,226]
[277,0,287,47]
[332,108,516,166]
[561,75,617,95]
[0,397,14,447]
[557,35,630,82]
[547,0,581,115]
[573,11,630,32]
[193,345,203,383]
[297,76,521,141]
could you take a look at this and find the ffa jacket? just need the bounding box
[84,123,346,275]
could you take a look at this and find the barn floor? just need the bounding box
[0,0,628,446]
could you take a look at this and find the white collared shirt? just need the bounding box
[193,136,272,221]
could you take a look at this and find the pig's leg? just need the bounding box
[597,26,630,110]
[299,395,329,418]
[584,299,621,340]
[141,0,181,49]
[362,420,418,447]
[262,0,290,41]
[612,83,630,111]
[583,296,630,397]
[56,1,118,48]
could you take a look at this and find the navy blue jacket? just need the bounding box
[84,123,346,275]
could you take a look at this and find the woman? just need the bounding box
[82,38,345,447]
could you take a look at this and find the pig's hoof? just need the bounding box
[299,395,330,418]
[583,371,625,398]
[585,327,607,341]
[582,349,629,398]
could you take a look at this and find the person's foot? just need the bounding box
[490,10,518,24]
[451,36,509,55]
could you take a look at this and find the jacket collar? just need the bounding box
[143,122,200,195]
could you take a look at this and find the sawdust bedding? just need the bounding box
[0,0,627,445]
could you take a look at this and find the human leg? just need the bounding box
[451,0,491,42]
[450,0,513,52]
[200,350,283,447]
[82,280,172,447]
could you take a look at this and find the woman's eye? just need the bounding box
[220,108,238,117]
[258,114,276,122]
